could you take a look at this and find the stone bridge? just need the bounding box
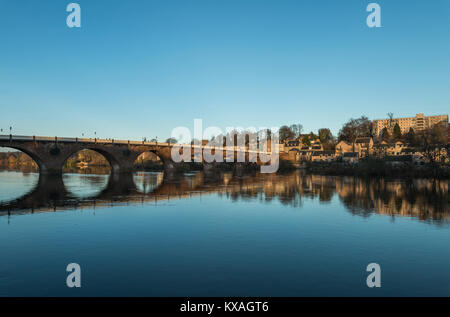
[0,135,278,175]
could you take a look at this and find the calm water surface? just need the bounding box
[0,170,449,296]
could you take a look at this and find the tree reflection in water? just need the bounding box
[0,170,448,225]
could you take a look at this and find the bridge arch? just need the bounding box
[61,147,123,174]
[0,145,44,173]
[134,150,164,171]
[86,147,121,173]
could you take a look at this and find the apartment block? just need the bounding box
[372,113,448,136]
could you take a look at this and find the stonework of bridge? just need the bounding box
[0,135,279,175]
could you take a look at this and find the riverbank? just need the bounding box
[305,158,450,179]
[2,152,448,179]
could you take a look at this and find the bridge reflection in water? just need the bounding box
[0,170,448,225]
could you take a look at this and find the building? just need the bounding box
[336,141,354,156]
[372,113,448,136]
[282,137,323,154]
[354,137,374,157]
[285,140,300,147]
[335,138,374,158]
[310,150,336,162]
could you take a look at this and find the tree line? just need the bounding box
[278,124,336,150]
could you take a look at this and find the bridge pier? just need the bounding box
[233,162,259,175]
[234,162,245,175]
[103,172,137,196]
[39,158,66,175]
[203,162,219,173]
[163,161,176,173]
[163,161,190,175]
[35,173,69,202]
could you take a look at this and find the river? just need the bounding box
[0,169,449,296]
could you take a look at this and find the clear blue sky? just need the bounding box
[0,0,449,140]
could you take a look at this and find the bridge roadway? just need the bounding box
[0,134,279,175]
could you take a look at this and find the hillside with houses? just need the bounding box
[279,113,449,168]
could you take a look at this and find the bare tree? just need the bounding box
[289,124,303,138]
[338,116,372,143]
[387,112,394,132]
[417,124,448,177]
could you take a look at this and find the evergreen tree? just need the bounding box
[381,127,391,142]
[302,135,311,146]
[393,123,402,141]
[406,128,416,145]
